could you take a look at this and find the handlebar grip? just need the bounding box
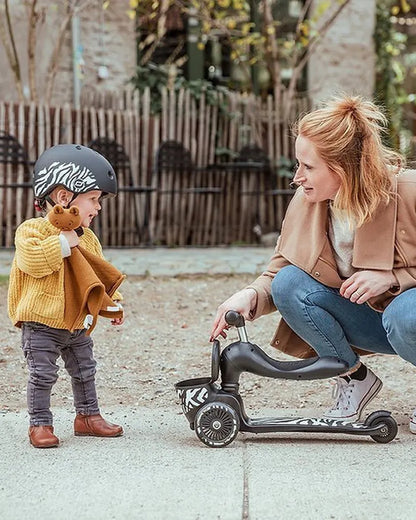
[225,310,245,327]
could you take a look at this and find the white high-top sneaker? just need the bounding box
[322,367,383,423]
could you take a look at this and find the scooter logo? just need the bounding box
[178,387,209,414]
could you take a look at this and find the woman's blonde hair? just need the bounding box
[294,95,404,226]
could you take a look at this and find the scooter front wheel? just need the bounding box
[195,402,240,448]
[365,411,398,443]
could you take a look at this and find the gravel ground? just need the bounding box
[1,275,415,429]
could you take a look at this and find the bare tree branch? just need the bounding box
[3,0,24,101]
[0,13,16,76]
[45,0,96,102]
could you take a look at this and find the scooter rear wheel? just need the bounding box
[195,402,240,448]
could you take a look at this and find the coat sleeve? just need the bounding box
[390,267,416,294]
[389,175,416,295]
[245,235,291,319]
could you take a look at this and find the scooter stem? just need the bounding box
[225,310,248,342]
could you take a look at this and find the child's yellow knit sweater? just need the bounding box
[8,217,121,330]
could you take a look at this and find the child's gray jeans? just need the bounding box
[21,322,100,426]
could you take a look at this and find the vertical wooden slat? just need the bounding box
[176,88,184,143]
[96,108,108,245]
[53,105,60,145]
[0,102,5,244]
[37,104,45,156]
[5,103,15,246]
[15,103,26,230]
[62,103,72,144]
[115,109,124,245]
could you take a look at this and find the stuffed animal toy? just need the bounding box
[47,205,125,334]
[48,205,82,231]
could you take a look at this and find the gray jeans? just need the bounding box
[22,322,100,426]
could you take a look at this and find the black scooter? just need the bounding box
[175,311,398,447]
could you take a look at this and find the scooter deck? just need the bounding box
[241,416,383,436]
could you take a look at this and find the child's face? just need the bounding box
[70,190,103,228]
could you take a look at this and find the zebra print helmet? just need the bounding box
[33,144,117,204]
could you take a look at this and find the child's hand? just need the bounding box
[111,316,124,326]
[61,230,79,248]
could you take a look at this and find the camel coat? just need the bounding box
[248,170,416,359]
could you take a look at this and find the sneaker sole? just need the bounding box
[410,419,416,434]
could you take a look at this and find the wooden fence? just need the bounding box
[0,87,308,247]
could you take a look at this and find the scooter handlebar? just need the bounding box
[225,310,245,328]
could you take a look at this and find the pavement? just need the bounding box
[0,246,272,277]
[1,246,416,519]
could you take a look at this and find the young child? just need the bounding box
[8,144,125,448]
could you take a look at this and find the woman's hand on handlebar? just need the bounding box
[210,288,257,341]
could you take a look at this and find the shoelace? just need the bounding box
[329,377,352,410]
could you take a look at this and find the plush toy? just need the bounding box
[47,205,125,334]
[48,205,82,231]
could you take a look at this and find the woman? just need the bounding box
[210,95,416,431]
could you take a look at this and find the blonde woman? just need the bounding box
[211,95,416,431]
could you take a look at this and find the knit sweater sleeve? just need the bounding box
[15,219,63,278]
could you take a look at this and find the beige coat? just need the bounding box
[248,170,416,358]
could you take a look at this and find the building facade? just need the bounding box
[0,0,376,106]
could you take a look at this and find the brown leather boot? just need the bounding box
[74,414,123,437]
[29,426,59,448]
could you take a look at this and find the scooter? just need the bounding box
[175,311,398,447]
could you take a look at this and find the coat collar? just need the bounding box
[279,178,398,271]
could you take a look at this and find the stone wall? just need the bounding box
[307,0,376,105]
[0,0,136,106]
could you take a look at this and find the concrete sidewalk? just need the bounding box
[1,407,416,519]
[2,246,416,519]
[0,246,273,277]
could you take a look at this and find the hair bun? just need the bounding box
[335,97,361,117]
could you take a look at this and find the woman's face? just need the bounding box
[294,135,341,202]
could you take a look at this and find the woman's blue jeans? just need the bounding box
[271,265,416,369]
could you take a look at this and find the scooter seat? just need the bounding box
[220,341,348,384]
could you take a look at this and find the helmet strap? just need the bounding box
[45,195,56,207]
[68,193,78,207]
[45,192,78,209]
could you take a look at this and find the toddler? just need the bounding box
[8,144,125,448]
